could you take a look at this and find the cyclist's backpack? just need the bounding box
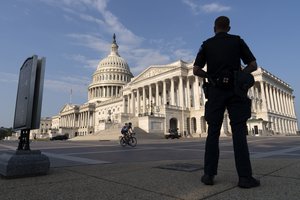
[121,126,128,134]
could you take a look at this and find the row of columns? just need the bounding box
[269,116,298,134]
[89,86,122,99]
[60,111,93,129]
[78,111,93,128]
[123,76,204,115]
[60,113,76,128]
[94,74,129,82]
[258,81,296,117]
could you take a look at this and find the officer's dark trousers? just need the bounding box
[204,86,252,177]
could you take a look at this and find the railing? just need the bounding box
[138,113,165,117]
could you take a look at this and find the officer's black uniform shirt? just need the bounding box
[194,32,256,78]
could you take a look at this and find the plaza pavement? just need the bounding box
[1,136,300,200]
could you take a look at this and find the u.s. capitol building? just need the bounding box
[50,35,298,138]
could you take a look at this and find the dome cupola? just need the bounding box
[88,34,133,103]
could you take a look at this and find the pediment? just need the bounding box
[59,104,77,113]
[131,66,176,84]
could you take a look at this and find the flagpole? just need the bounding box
[70,88,72,104]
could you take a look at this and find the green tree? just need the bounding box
[0,127,13,139]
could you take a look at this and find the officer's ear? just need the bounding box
[227,26,231,32]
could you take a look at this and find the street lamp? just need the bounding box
[150,101,153,115]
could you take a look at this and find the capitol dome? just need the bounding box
[88,34,133,103]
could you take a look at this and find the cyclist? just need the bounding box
[121,123,129,137]
[127,122,134,135]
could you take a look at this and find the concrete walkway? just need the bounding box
[1,158,300,200]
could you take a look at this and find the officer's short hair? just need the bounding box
[215,16,230,30]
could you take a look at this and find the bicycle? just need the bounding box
[120,132,137,147]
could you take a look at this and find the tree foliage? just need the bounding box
[0,127,13,139]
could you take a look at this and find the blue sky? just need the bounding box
[0,0,299,128]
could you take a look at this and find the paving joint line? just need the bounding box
[260,160,300,178]
[65,168,184,200]
[199,185,238,200]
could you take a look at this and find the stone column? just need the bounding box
[283,92,288,116]
[85,111,88,128]
[260,81,267,112]
[275,88,280,113]
[143,86,146,113]
[156,82,159,106]
[186,77,190,108]
[137,88,140,115]
[88,111,90,128]
[103,86,106,97]
[170,78,175,105]
[82,112,85,128]
[78,114,80,128]
[163,80,167,106]
[149,85,152,107]
[270,86,275,112]
[286,94,292,116]
[84,112,86,128]
[277,89,283,113]
[123,95,126,113]
[194,76,200,109]
[74,113,76,127]
[199,78,205,106]
[291,96,296,117]
[281,91,286,114]
[282,91,287,115]
[83,111,86,127]
[265,83,271,111]
[284,93,290,116]
[179,76,184,107]
[131,91,135,115]
[80,113,82,128]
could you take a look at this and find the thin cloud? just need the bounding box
[174,49,194,62]
[126,49,171,75]
[41,0,193,75]
[44,75,90,96]
[182,0,231,14]
[0,72,18,83]
[67,33,109,53]
[202,3,231,13]
[68,54,99,70]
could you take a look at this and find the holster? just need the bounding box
[202,78,210,99]
[234,70,255,98]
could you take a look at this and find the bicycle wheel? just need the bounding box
[128,137,137,147]
[120,137,127,147]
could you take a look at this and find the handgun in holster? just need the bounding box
[202,79,209,99]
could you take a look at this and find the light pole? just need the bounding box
[150,101,153,115]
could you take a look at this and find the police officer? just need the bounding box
[193,16,260,188]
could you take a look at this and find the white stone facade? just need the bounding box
[30,117,53,138]
[53,35,298,138]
